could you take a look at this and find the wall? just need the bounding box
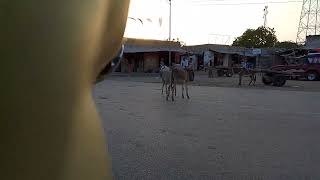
[258,56,273,68]
[306,35,320,49]
[122,53,144,73]
[204,51,214,66]
[174,53,181,64]
[144,53,159,73]
[189,55,198,70]
[121,59,129,73]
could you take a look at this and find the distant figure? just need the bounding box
[241,60,251,70]
[160,60,164,66]
[188,57,193,70]
[160,58,165,65]
[208,60,214,78]
[180,57,189,69]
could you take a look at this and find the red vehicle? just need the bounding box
[270,53,320,81]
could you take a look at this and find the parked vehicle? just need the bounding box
[270,53,320,81]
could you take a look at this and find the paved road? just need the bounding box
[94,79,320,180]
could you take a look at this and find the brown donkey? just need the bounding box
[169,65,190,101]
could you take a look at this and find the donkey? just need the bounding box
[170,65,190,101]
[160,64,172,95]
[238,68,257,86]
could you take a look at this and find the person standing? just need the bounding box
[208,60,214,78]
[180,57,189,69]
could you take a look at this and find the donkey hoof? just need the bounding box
[187,96,190,99]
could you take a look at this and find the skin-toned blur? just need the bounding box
[1,1,130,179]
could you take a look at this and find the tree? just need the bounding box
[275,41,302,49]
[232,27,278,48]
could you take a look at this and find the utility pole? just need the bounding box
[263,6,268,27]
[169,0,172,40]
[168,0,172,66]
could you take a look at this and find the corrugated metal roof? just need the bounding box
[184,44,283,57]
[123,38,186,53]
[124,45,186,53]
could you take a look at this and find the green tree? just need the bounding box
[275,41,302,49]
[232,27,278,48]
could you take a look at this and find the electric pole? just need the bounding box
[296,0,320,44]
[263,6,268,27]
[169,0,172,66]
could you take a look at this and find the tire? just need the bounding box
[217,69,224,77]
[189,71,194,81]
[306,71,319,81]
[262,75,273,85]
[226,71,233,77]
[272,75,286,87]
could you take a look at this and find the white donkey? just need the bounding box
[160,64,172,97]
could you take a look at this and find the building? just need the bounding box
[119,38,185,73]
[305,35,320,49]
[184,44,256,69]
[257,48,281,68]
[184,44,286,69]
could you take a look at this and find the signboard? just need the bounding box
[307,53,320,64]
[308,57,320,64]
[252,49,262,55]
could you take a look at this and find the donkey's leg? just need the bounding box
[181,83,185,98]
[186,82,190,99]
[175,83,177,96]
[166,83,170,101]
[165,83,168,95]
[161,82,165,94]
[171,82,175,101]
[238,73,242,86]
[249,75,253,86]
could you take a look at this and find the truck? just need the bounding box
[270,53,320,81]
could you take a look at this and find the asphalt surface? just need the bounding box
[93,78,320,180]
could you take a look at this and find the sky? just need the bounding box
[124,0,303,45]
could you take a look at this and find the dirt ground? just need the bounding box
[94,75,320,180]
[109,71,320,92]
